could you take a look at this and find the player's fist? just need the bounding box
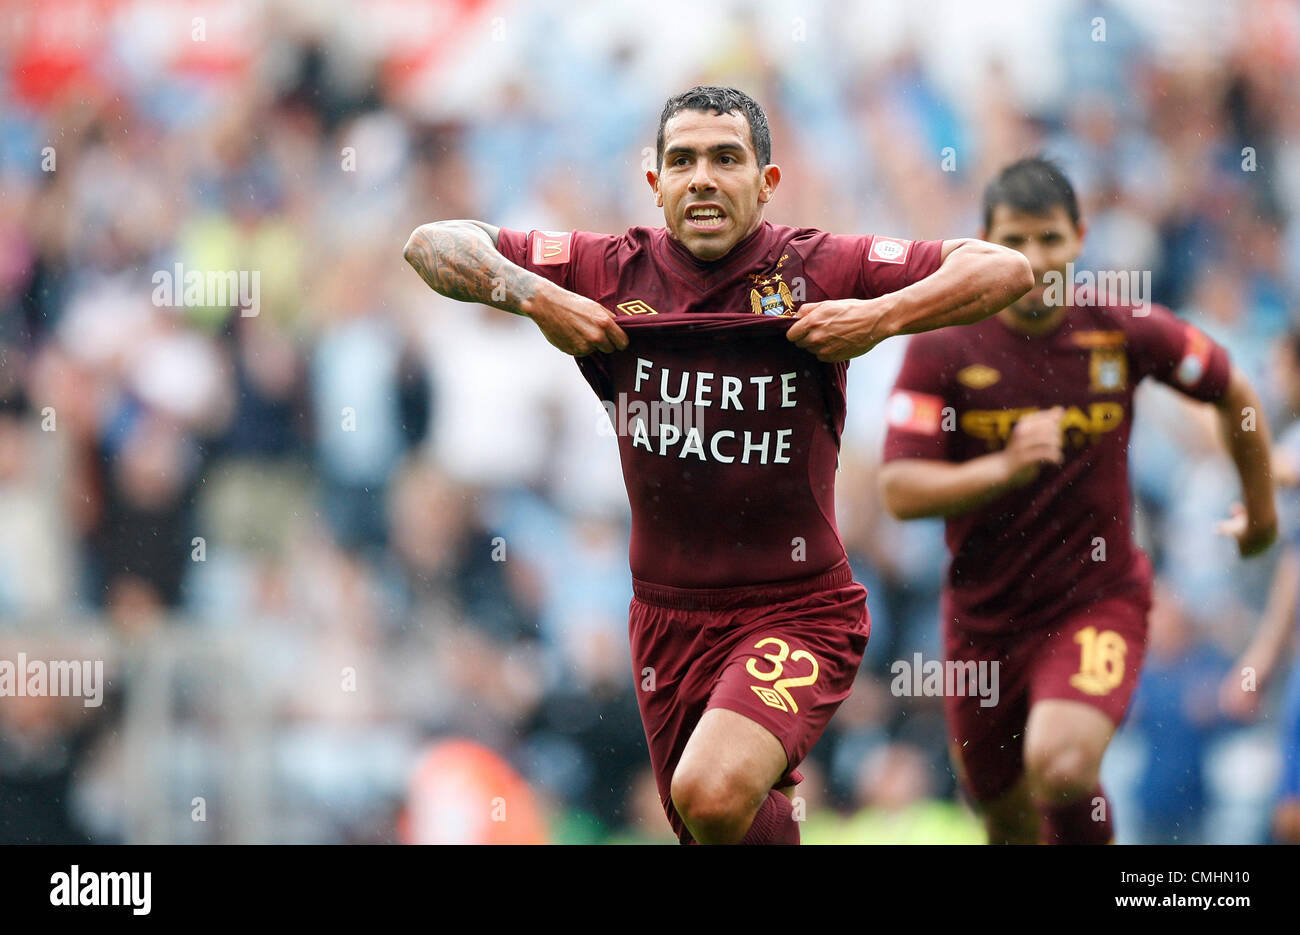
[1214,502,1277,558]
[786,297,893,362]
[998,406,1065,486]
[524,281,629,357]
[1218,652,1270,720]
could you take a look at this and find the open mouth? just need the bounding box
[684,204,727,231]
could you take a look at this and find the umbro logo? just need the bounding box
[617,299,658,315]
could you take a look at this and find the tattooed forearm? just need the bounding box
[403,220,542,314]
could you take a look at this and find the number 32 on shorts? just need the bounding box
[746,637,819,714]
[1069,626,1126,696]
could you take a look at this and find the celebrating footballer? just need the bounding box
[404,86,1032,844]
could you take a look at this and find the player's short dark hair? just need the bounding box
[982,157,1081,232]
[656,86,771,170]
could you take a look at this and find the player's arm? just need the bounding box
[880,407,1064,520]
[1211,365,1278,557]
[887,239,1036,333]
[402,220,627,356]
[1220,545,1299,717]
[789,239,1032,362]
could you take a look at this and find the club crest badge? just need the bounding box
[1089,347,1127,393]
[747,254,796,317]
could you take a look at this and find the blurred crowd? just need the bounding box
[1,0,1298,843]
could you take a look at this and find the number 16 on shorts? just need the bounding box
[1070,625,1127,696]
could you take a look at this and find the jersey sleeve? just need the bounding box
[494,228,621,303]
[494,227,622,400]
[881,332,954,462]
[796,233,944,301]
[860,235,945,298]
[1126,304,1232,402]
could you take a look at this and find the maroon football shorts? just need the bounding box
[629,561,870,842]
[943,589,1152,804]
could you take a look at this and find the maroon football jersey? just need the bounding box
[881,302,1231,633]
[496,222,942,589]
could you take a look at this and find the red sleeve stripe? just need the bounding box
[1175,324,1212,388]
[530,230,572,265]
[887,389,944,435]
[868,235,913,265]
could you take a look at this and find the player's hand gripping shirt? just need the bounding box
[882,301,1231,633]
[497,222,941,590]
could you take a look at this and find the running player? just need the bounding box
[880,157,1278,844]
[403,87,1032,844]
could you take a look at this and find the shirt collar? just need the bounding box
[661,220,772,275]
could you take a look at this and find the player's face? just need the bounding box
[647,110,780,262]
[983,204,1085,322]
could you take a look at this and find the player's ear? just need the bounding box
[1074,219,1088,241]
[758,164,781,203]
[646,170,662,207]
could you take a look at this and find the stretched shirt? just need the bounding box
[496,221,942,589]
[882,302,1231,633]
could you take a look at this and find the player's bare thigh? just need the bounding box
[670,707,788,844]
[1023,698,1115,803]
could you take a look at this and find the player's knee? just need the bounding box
[670,765,756,837]
[1024,743,1099,804]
